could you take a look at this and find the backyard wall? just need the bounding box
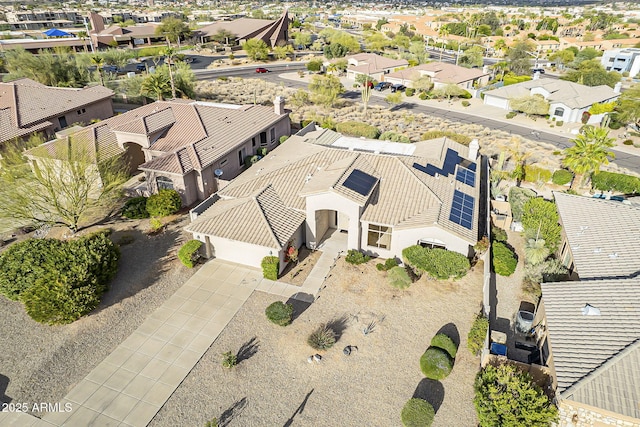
[557,400,640,427]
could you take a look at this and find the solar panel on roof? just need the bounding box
[449,190,474,229]
[342,169,377,196]
[456,167,476,187]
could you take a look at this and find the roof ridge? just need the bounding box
[331,154,361,190]
[253,185,284,248]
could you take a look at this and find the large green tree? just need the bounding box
[4,48,88,88]
[507,40,535,76]
[458,45,484,68]
[308,74,344,107]
[562,126,615,188]
[474,364,558,427]
[522,198,562,252]
[210,29,236,45]
[561,59,621,88]
[616,83,640,128]
[243,39,269,61]
[155,17,191,47]
[509,94,550,117]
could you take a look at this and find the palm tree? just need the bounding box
[438,26,450,62]
[562,126,615,189]
[508,139,531,187]
[162,45,177,99]
[141,73,170,101]
[90,55,104,86]
[525,238,549,265]
[77,30,88,53]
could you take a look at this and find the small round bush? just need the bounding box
[146,189,182,217]
[552,169,573,186]
[461,100,470,107]
[420,347,453,380]
[431,333,457,358]
[265,301,294,326]
[623,139,634,145]
[345,249,370,265]
[178,240,203,268]
[121,196,149,219]
[401,398,435,427]
[308,324,336,350]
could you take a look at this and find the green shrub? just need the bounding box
[404,87,415,96]
[279,135,289,144]
[592,171,640,193]
[492,242,517,276]
[418,91,428,100]
[401,398,435,427]
[623,139,634,145]
[178,240,202,268]
[221,351,237,368]
[503,75,532,86]
[261,256,279,280]
[121,196,150,219]
[431,333,457,358]
[135,46,165,57]
[420,347,453,380]
[524,165,552,183]
[307,324,336,350]
[19,231,119,325]
[376,257,399,271]
[379,131,411,143]
[146,189,182,217]
[491,226,507,243]
[508,186,536,222]
[468,313,489,355]
[420,130,472,145]
[217,76,229,81]
[265,301,294,326]
[552,169,573,186]
[387,266,412,289]
[474,236,489,253]
[506,111,517,119]
[460,90,472,99]
[522,198,561,252]
[461,100,470,107]
[149,217,163,232]
[245,155,259,167]
[345,249,370,265]
[402,245,470,280]
[556,120,563,126]
[335,121,381,139]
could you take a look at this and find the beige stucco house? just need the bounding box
[345,53,409,82]
[187,125,481,273]
[27,98,291,206]
[384,62,490,92]
[0,78,114,147]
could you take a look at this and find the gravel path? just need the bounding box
[0,217,196,413]
[150,258,483,427]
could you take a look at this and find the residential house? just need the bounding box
[26,98,291,206]
[187,125,481,273]
[345,53,408,82]
[482,78,620,124]
[384,62,490,92]
[0,78,114,147]
[601,48,640,77]
[198,10,289,48]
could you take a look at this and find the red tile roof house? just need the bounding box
[0,78,114,147]
[25,97,291,206]
[345,53,409,82]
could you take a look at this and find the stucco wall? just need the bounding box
[195,234,277,270]
[145,170,198,206]
[54,98,114,131]
[305,192,361,250]
[557,400,640,427]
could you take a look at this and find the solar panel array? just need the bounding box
[456,167,476,187]
[342,169,378,196]
[449,190,474,229]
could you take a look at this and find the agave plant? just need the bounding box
[307,324,336,350]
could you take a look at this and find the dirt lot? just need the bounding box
[151,258,484,427]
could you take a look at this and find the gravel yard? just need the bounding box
[151,258,483,427]
[0,217,195,413]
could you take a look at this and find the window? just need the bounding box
[259,131,267,147]
[418,238,445,250]
[76,108,86,115]
[219,159,228,166]
[238,147,246,167]
[270,128,276,144]
[367,224,392,249]
[252,137,256,147]
[58,116,68,128]
[553,107,565,117]
[156,176,174,191]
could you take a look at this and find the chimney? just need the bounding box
[468,138,479,160]
[613,82,622,94]
[274,96,285,115]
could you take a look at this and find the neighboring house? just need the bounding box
[533,279,640,426]
[26,98,291,206]
[345,53,408,82]
[527,192,640,426]
[0,78,113,147]
[554,192,640,281]
[88,12,165,48]
[384,62,490,91]
[187,124,481,273]
[198,10,289,48]
[482,78,620,124]
[601,48,640,77]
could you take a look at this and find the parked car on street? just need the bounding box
[390,84,406,93]
[136,63,147,72]
[256,67,270,73]
[532,68,546,74]
[374,82,392,91]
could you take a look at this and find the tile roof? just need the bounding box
[198,18,277,40]
[385,62,490,84]
[186,185,306,249]
[0,78,113,128]
[554,192,640,279]
[346,53,409,74]
[541,278,640,418]
[483,79,619,109]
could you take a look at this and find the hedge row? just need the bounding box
[403,245,470,280]
[492,242,517,276]
[591,171,640,193]
[261,256,279,280]
[335,121,381,139]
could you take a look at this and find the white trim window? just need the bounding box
[367,224,392,249]
[270,127,276,144]
[156,176,174,191]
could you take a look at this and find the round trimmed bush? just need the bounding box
[401,398,435,427]
[178,240,203,268]
[431,333,457,358]
[121,196,149,219]
[265,301,294,326]
[146,189,182,217]
[420,347,453,380]
[552,169,573,186]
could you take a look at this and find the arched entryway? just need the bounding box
[123,142,146,175]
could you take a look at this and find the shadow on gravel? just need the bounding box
[0,374,11,404]
[94,226,183,314]
[436,322,461,349]
[219,397,248,427]
[236,337,260,364]
[413,378,444,414]
[326,315,350,342]
[283,389,314,427]
[286,294,313,322]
